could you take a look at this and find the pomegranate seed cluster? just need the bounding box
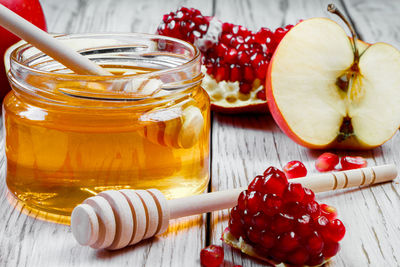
[203,24,292,98]
[228,167,345,266]
[157,7,210,43]
[157,7,294,100]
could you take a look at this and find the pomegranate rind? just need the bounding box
[222,227,330,267]
[202,69,267,113]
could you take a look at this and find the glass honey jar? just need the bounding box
[3,33,210,217]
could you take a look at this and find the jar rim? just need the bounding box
[10,32,201,80]
[8,33,203,105]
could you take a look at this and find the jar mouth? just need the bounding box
[8,33,202,103]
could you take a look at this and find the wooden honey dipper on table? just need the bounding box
[71,164,397,250]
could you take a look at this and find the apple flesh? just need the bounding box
[0,0,47,102]
[266,18,400,149]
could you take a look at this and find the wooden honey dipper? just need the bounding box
[71,164,397,250]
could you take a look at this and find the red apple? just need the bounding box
[266,15,400,149]
[0,0,47,102]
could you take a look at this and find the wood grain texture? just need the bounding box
[0,0,212,266]
[211,1,400,267]
[1,0,400,266]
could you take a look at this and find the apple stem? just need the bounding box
[327,4,359,64]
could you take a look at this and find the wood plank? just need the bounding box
[211,0,400,266]
[0,0,212,266]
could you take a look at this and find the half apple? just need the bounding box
[266,17,400,149]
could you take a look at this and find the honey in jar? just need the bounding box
[3,34,210,217]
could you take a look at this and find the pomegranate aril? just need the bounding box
[306,252,324,266]
[325,219,346,242]
[215,65,229,82]
[262,168,288,196]
[283,160,307,179]
[305,231,324,255]
[239,82,252,94]
[242,209,253,226]
[255,61,268,80]
[295,214,314,238]
[247,227,261,244]
[252,211,270,230]
[283,183,305,202]
[260,231,275,249]
[315,152,339,172]
[226,48,238,63]
[237,190,248,211]
[246,191,263,214]
[256,90,266,101]
[237,51,250,64]
[230,206,241,221]
[341,156,368,170]
[229,217,244,238]
[277,231,300,252]
[323,241,340,258]
[302,187,315,203]
[320,203,338,220]
[229,65,241,82]
[305,201,321,220]
[248,175,264,192]
[200,245,224,267]
[261,193,283,216]
[271,213,294,234]
[243,66,254,82]
[288,248,309,265]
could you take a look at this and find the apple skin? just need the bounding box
[265,21,375,150]
[0,0,47,102]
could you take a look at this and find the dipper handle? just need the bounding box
[0,4,111,75]
[71,164,397,250]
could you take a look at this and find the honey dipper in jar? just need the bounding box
[1,4,210,218]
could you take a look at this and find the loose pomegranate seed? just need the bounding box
[200,245,224,267]
[341,156,368,170]
[283,183,305,202]
[320,203,338,220]
[283,160,307,178]
[315,152,339,172]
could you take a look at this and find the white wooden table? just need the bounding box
[1,0,400,266]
